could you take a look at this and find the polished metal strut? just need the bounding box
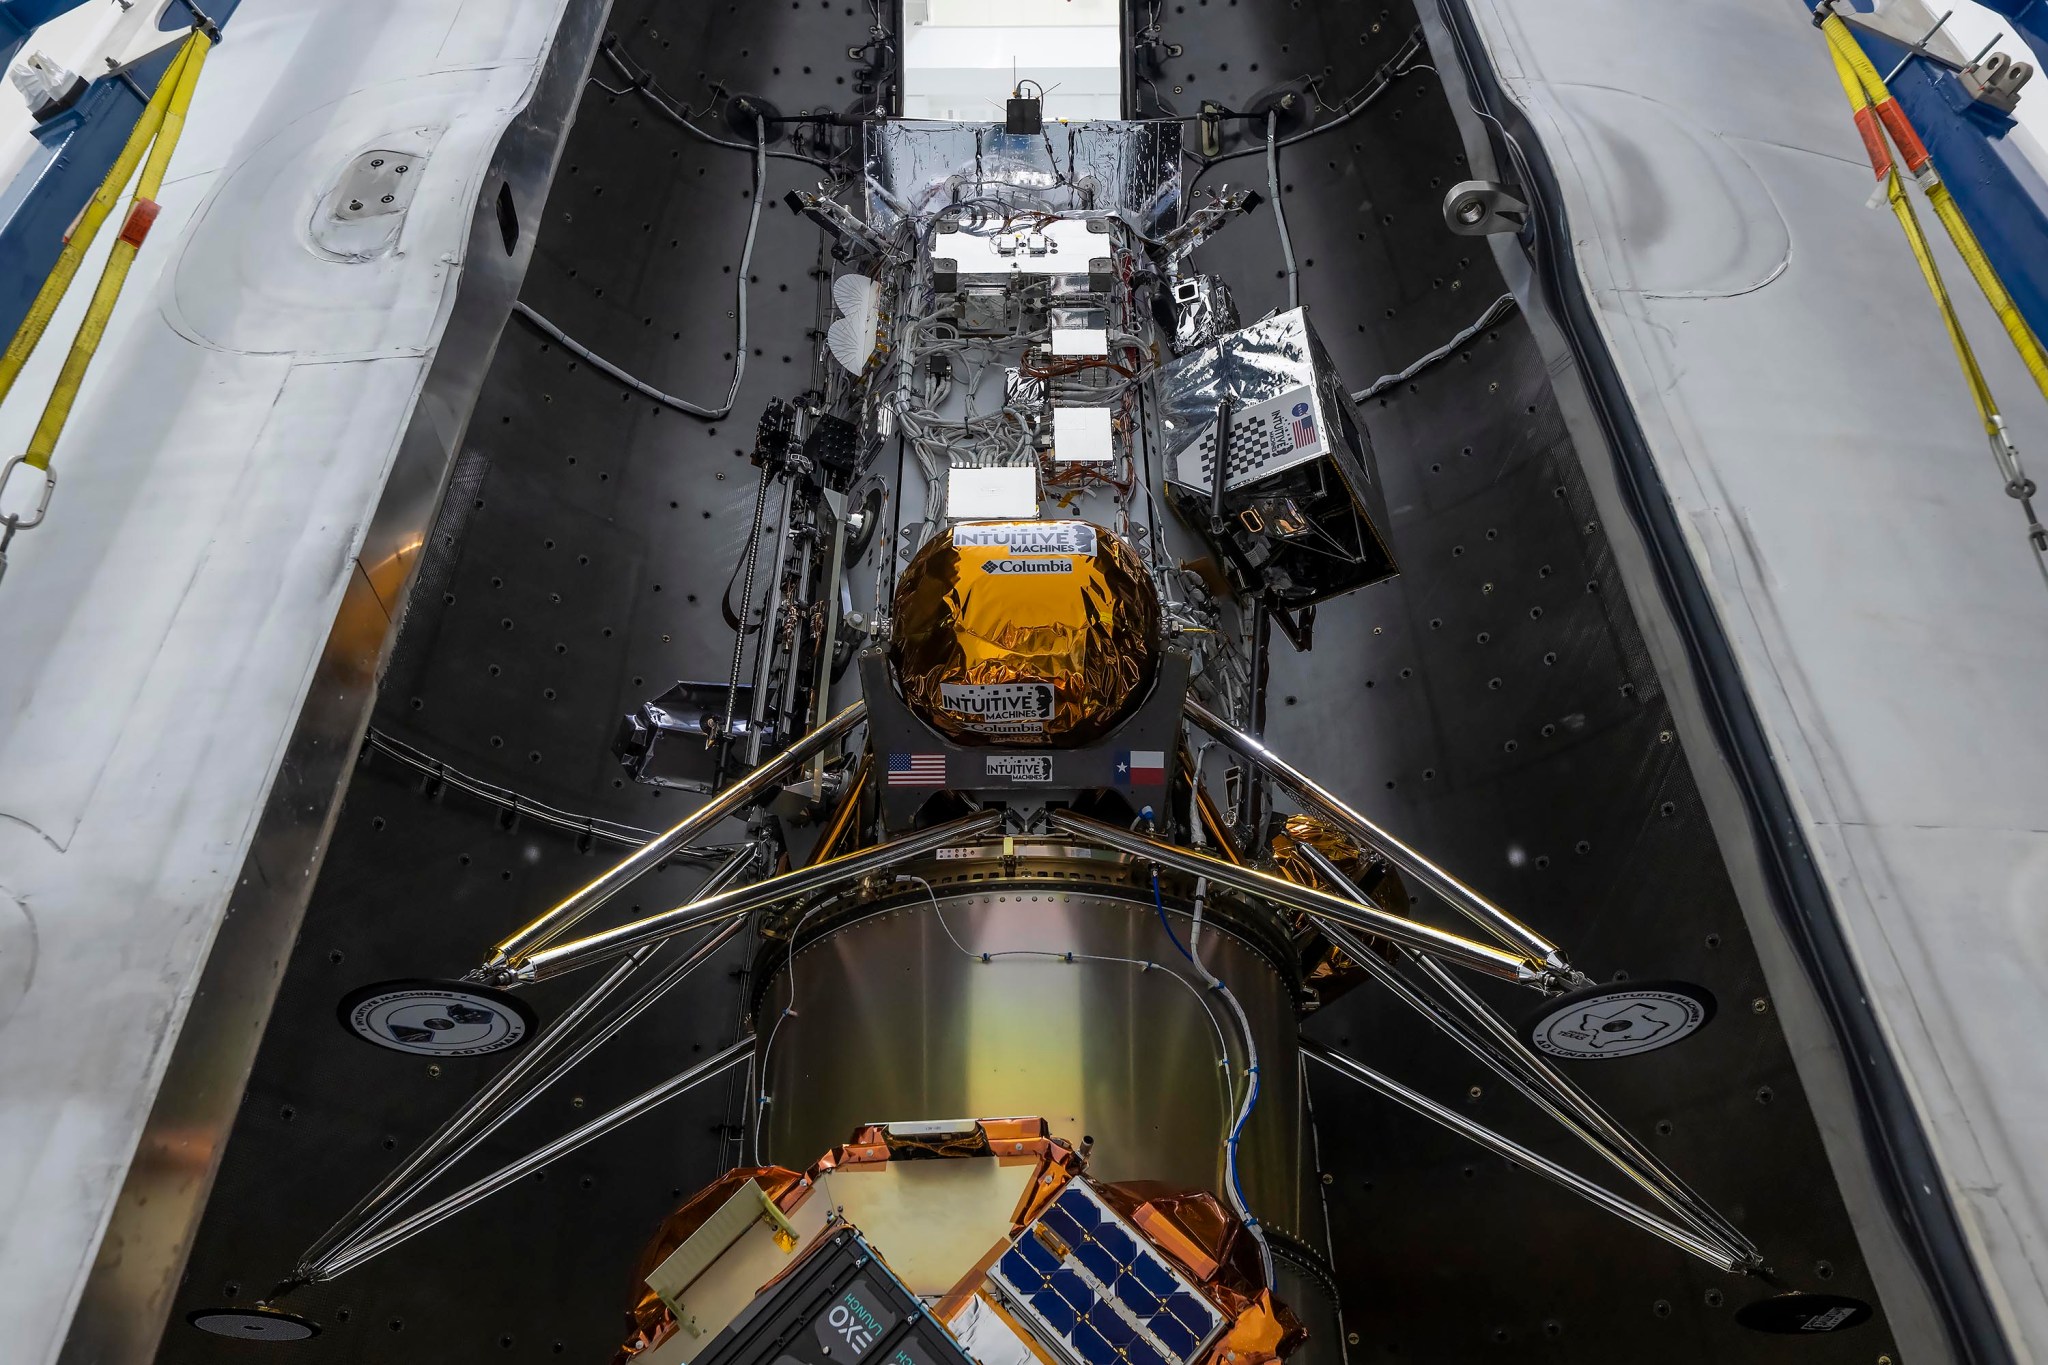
[1293,843,1761,1269]
[508,810,1003,982]
[1184,696,1573,975]
[1047,810,1546,983]
[482,698,867,971]
[1303,1041,1751,1274]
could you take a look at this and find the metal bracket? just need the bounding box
[1959,49,2033,113]
[1442,180,1527,236]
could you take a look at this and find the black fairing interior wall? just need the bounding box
[152,1,1900,1361]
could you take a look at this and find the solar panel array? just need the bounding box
[989,1183,1224,1365]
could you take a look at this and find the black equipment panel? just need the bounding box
[699,1228,975,1365]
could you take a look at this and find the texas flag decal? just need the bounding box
[1114,750,1167,785]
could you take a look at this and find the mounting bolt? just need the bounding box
[1751,997,1769,1015]
[1345,1334,1360,1346]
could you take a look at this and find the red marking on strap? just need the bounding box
[1874,100,1930,174]
[117,199,160,249]
[1851,106,1892,179]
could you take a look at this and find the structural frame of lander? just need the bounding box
[186,92,1870,1365]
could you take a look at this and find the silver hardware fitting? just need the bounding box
[0,455,56,583]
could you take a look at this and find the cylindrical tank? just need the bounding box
[750,859,1321,1246]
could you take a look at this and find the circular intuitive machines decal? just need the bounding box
[337,978,536,1057]
[1520,981,1716,1060]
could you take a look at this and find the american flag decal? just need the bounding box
[887,752,947,787]
[1292,412,1316,447]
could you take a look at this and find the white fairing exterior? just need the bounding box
[0,1,569,1360]
[1463,0,2048,1353]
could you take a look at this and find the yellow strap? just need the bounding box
[1886,172,2002,433]
[1822,13,2048,404]
[1820,28,2001,433]
[1821,19,1873,113]
[0,34,197,415]
[20,32,212,471]
[1923,181,2048,402]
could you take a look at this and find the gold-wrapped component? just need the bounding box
[1270,814,1411,1002]
[613,1166,810,1362]
[890,520,1160,747]
[1269,814,1410,914]
[1095,1182,1307,1365]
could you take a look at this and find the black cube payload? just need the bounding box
[695,1227,974,1365]
[1004,95,1043,135]
[1161,306,1397,608]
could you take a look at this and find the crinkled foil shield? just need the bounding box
[1270,813,1412,916]
[891,520,1160,747]
[1270,813,1413,1005]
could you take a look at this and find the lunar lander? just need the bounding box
[191,91,1868,1359]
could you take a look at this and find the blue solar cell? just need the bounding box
[1008,1187,1227,1365]
[1092,1222,1137,1267]
[1075,1238,1123,1286]
[1166,1293,1217,1340]
[1150,1314,1199,1361]
[1040,1205,1087,1251]
[1128,1253,1177,1299]
[1049,1269,1094,1315]
[1087,1303,1136,1349]
[998,1248,1041,1289]
[1056,1188,1105,1233]
[1014,1232,1060,1277]
[1071,1323,1118,1365]
[1029,1289,1078,1336]
[1112,1273,1160,1318]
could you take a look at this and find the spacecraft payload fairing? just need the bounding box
[197,78,1833,1365]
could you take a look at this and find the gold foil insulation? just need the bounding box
[1269,814,1411,915]
[616,1122,1304,1365]
[1270,814,1412,1003]
[891,520,1160,747]
[614,1165,810,1362]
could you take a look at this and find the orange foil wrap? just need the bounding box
[614,1166,809,1362]
[1271,814,1412,1000]
[1269,814,1410,916]
[891,520,1159,747]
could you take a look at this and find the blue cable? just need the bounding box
[1225,1061,1260,1226]
[1163,871,1269,1277]
[1151,868,1195,963]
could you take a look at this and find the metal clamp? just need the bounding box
[183,3,224,43]
[0,455,55,532]
[0,456,56,581]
